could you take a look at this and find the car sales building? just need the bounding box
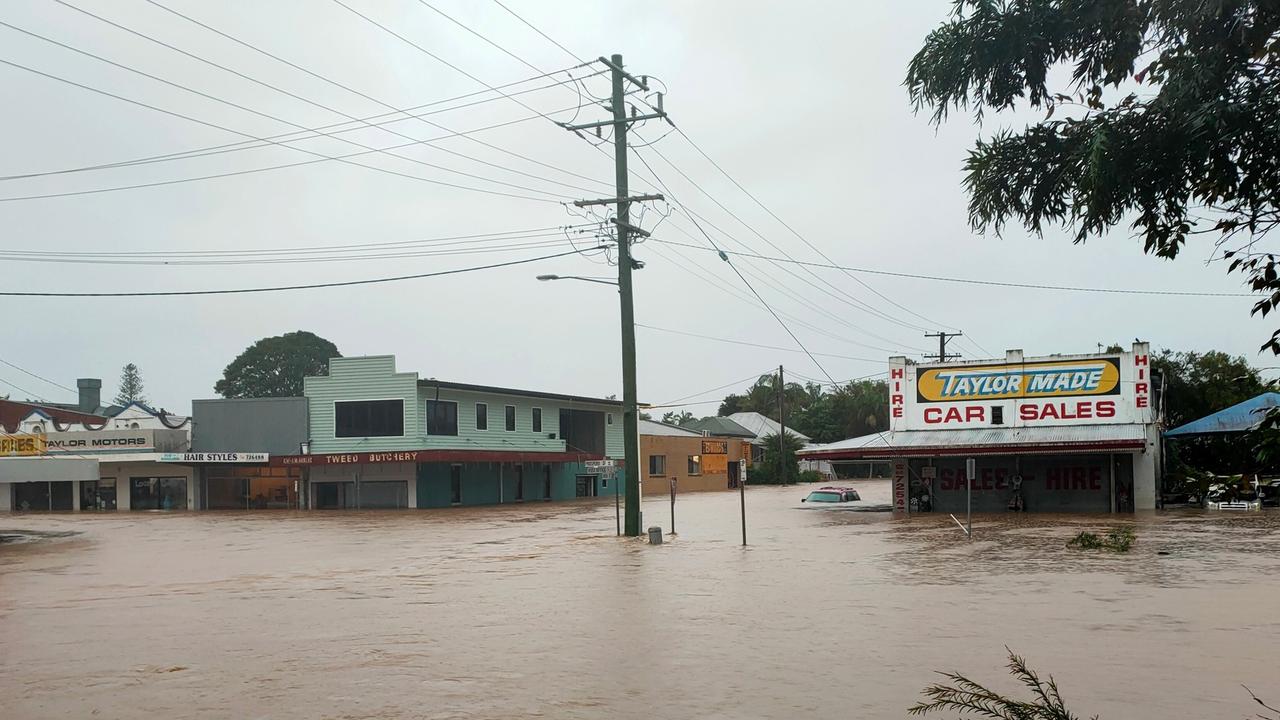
[798,343,1162,514]
[275,356,625,509]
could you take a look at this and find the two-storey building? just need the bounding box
[271,356,625,509]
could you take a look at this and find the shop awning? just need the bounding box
[797,424,1149,460]
[0,457,99,482]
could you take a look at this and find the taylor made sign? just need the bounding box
[889,350,1153,430]
[159,452,269,463]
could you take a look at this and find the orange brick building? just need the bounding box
[639,420,750,495]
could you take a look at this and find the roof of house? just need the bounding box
[1165,392,1280,437]
[797,424,1148,459]
[0,399,107,434]
[682,416,757,438]
[639,419,703,437]
[726,411,811,442]
[417,379,624,407]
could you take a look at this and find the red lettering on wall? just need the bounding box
[891,367,904,378]
[891,393,904,406]
[966,406,985,422]
[1020,405,1038,421]
[1135,382,1148,394]
[924,407,942,424]
[1096,401,1115,418]
[1136,396,1149,408]
[1137,368,1146,380]
[892,407,903,418]
[1134,354,1148,366]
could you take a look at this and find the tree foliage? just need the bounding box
[910,649,1089,719]
[661,410,696,426]
[749,431,807,485]
[113,363,146,406]
[717,374,888,444]
[215,331,340,399]
[907,1,1280,350]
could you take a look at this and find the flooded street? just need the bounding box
[2,481,1278,719]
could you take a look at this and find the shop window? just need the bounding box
[475,403,488,431]
[505,405,516,431]
[514,465,524,501]
[336,399,404,438]
[450,464,462,504]
[424,400,458,436]
[532,408,542,433]
[130,477,187,510]
[688,455,701,475]
[648,455,666,476]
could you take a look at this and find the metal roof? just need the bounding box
[798,424,1149,459]
[682,416,757,438]
[726,412,811,442]
[639,419,703,437]
[1165,392,1280,437]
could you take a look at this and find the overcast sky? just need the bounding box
[0,0,1269,416]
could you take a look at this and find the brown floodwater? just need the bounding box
[2,481,1278,719]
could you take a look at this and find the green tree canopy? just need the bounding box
[113,363,146,405]
[215,331,340,398]
[661,410,696,426]
[907,1,1280,350]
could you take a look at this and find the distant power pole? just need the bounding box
[564,54,666,537]
[777,365,785,483]
[924,331,963,363]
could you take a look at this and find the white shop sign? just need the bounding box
[159,452,269,463]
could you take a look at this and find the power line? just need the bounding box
[666,123,969,334]
[0,376,50,403]
[656,369,779,407]
[0,70,595,183]
[0,224,594,258]
[3,236,585,267]
[0,57,569,203]
[636,324,882,364]
[630,150,843,385]
[141,0,613,194]
[0,247,604,297]
[0,358,78,394]
[491,0,588,65]
[1,18,583,202]
[647,237,1255,298]
[658,215,931,351]
[633,137,934,334]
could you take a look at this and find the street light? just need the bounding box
[536,274,618,287]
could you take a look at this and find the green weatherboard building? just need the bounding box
[280,356,625,509]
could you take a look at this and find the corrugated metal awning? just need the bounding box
[798,424,1149,459]
[0,457,99,482]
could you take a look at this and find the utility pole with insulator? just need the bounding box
[924,331,964,363]
[563,54,666,537]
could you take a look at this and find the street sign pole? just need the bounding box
[965,457,976,540]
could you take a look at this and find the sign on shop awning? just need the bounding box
[158,452,269,463]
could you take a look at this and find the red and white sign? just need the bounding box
[892,459,908,514]
[889,343,1152,432]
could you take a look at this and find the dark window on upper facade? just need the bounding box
[505,405,516,432]
[992,406,1004,425]
[532,407,542,433]
[475,403,488,430]
[425,400,458,436]
[335,399,404,438]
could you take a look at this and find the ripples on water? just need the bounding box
[2,480,1277,719]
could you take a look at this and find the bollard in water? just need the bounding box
[647,526,663,545]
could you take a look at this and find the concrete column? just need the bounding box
[0,484,11,512]
[72,480,82,511]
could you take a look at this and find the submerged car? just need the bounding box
[800,486,861,505]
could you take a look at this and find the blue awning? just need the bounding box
[1165,392,1280,437]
